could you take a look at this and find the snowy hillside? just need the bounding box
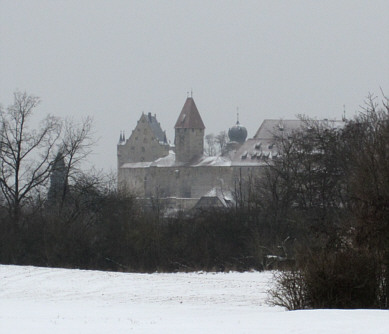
[0,265,388,333]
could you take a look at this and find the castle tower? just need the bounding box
[47,151,67,204]
[174,97,205,163]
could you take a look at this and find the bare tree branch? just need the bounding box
[0,91,61,220]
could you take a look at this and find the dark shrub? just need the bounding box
[268,249,386,310]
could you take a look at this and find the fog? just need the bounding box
[1,0,388,171]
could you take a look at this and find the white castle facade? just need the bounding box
[117,97,303,211]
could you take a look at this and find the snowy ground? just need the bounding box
[0,265,388,333]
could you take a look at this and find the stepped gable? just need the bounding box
[174,97,205,129]
[146,112,167,143]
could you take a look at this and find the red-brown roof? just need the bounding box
[174,97,205,129]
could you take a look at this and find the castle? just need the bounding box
[117,96,302,212]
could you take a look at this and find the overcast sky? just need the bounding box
[1,0,388,171]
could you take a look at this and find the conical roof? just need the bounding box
[174,97,205,129]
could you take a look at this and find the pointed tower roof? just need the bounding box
[174,97,205,129]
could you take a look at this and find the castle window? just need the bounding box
[141,147,145,152]
[143,138,147,143]
[135,136,138,141]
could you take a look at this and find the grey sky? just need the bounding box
[1,0,388,171]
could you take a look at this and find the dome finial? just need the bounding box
[236,107,240,125]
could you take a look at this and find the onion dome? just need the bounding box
[228,119,247,143]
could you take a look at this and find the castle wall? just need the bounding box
[118,167,148,196]
[118,164,266,203]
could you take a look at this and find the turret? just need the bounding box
[47,151,67,204]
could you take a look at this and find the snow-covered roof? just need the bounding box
[193,156,231,167]
[254,119,344,140]
[120,145,271,169]
[195,187,235,208]
[229,138,274,166]
[152,151,177,167]
[254,119,303,140]
[121,151,233,169]
[120,161,153,168]
[120,119,345,170]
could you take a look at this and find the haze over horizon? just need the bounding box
[1,0,388,171]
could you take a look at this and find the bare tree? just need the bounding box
[59,116,95,203]
[215,131,228,153]
[204,133,216,156]
[0,91,61,221]
[265,94,389,309]
[205,131,228,156]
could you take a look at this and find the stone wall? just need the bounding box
[118,164,265,201]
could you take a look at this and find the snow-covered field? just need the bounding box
[0,265,388,333]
